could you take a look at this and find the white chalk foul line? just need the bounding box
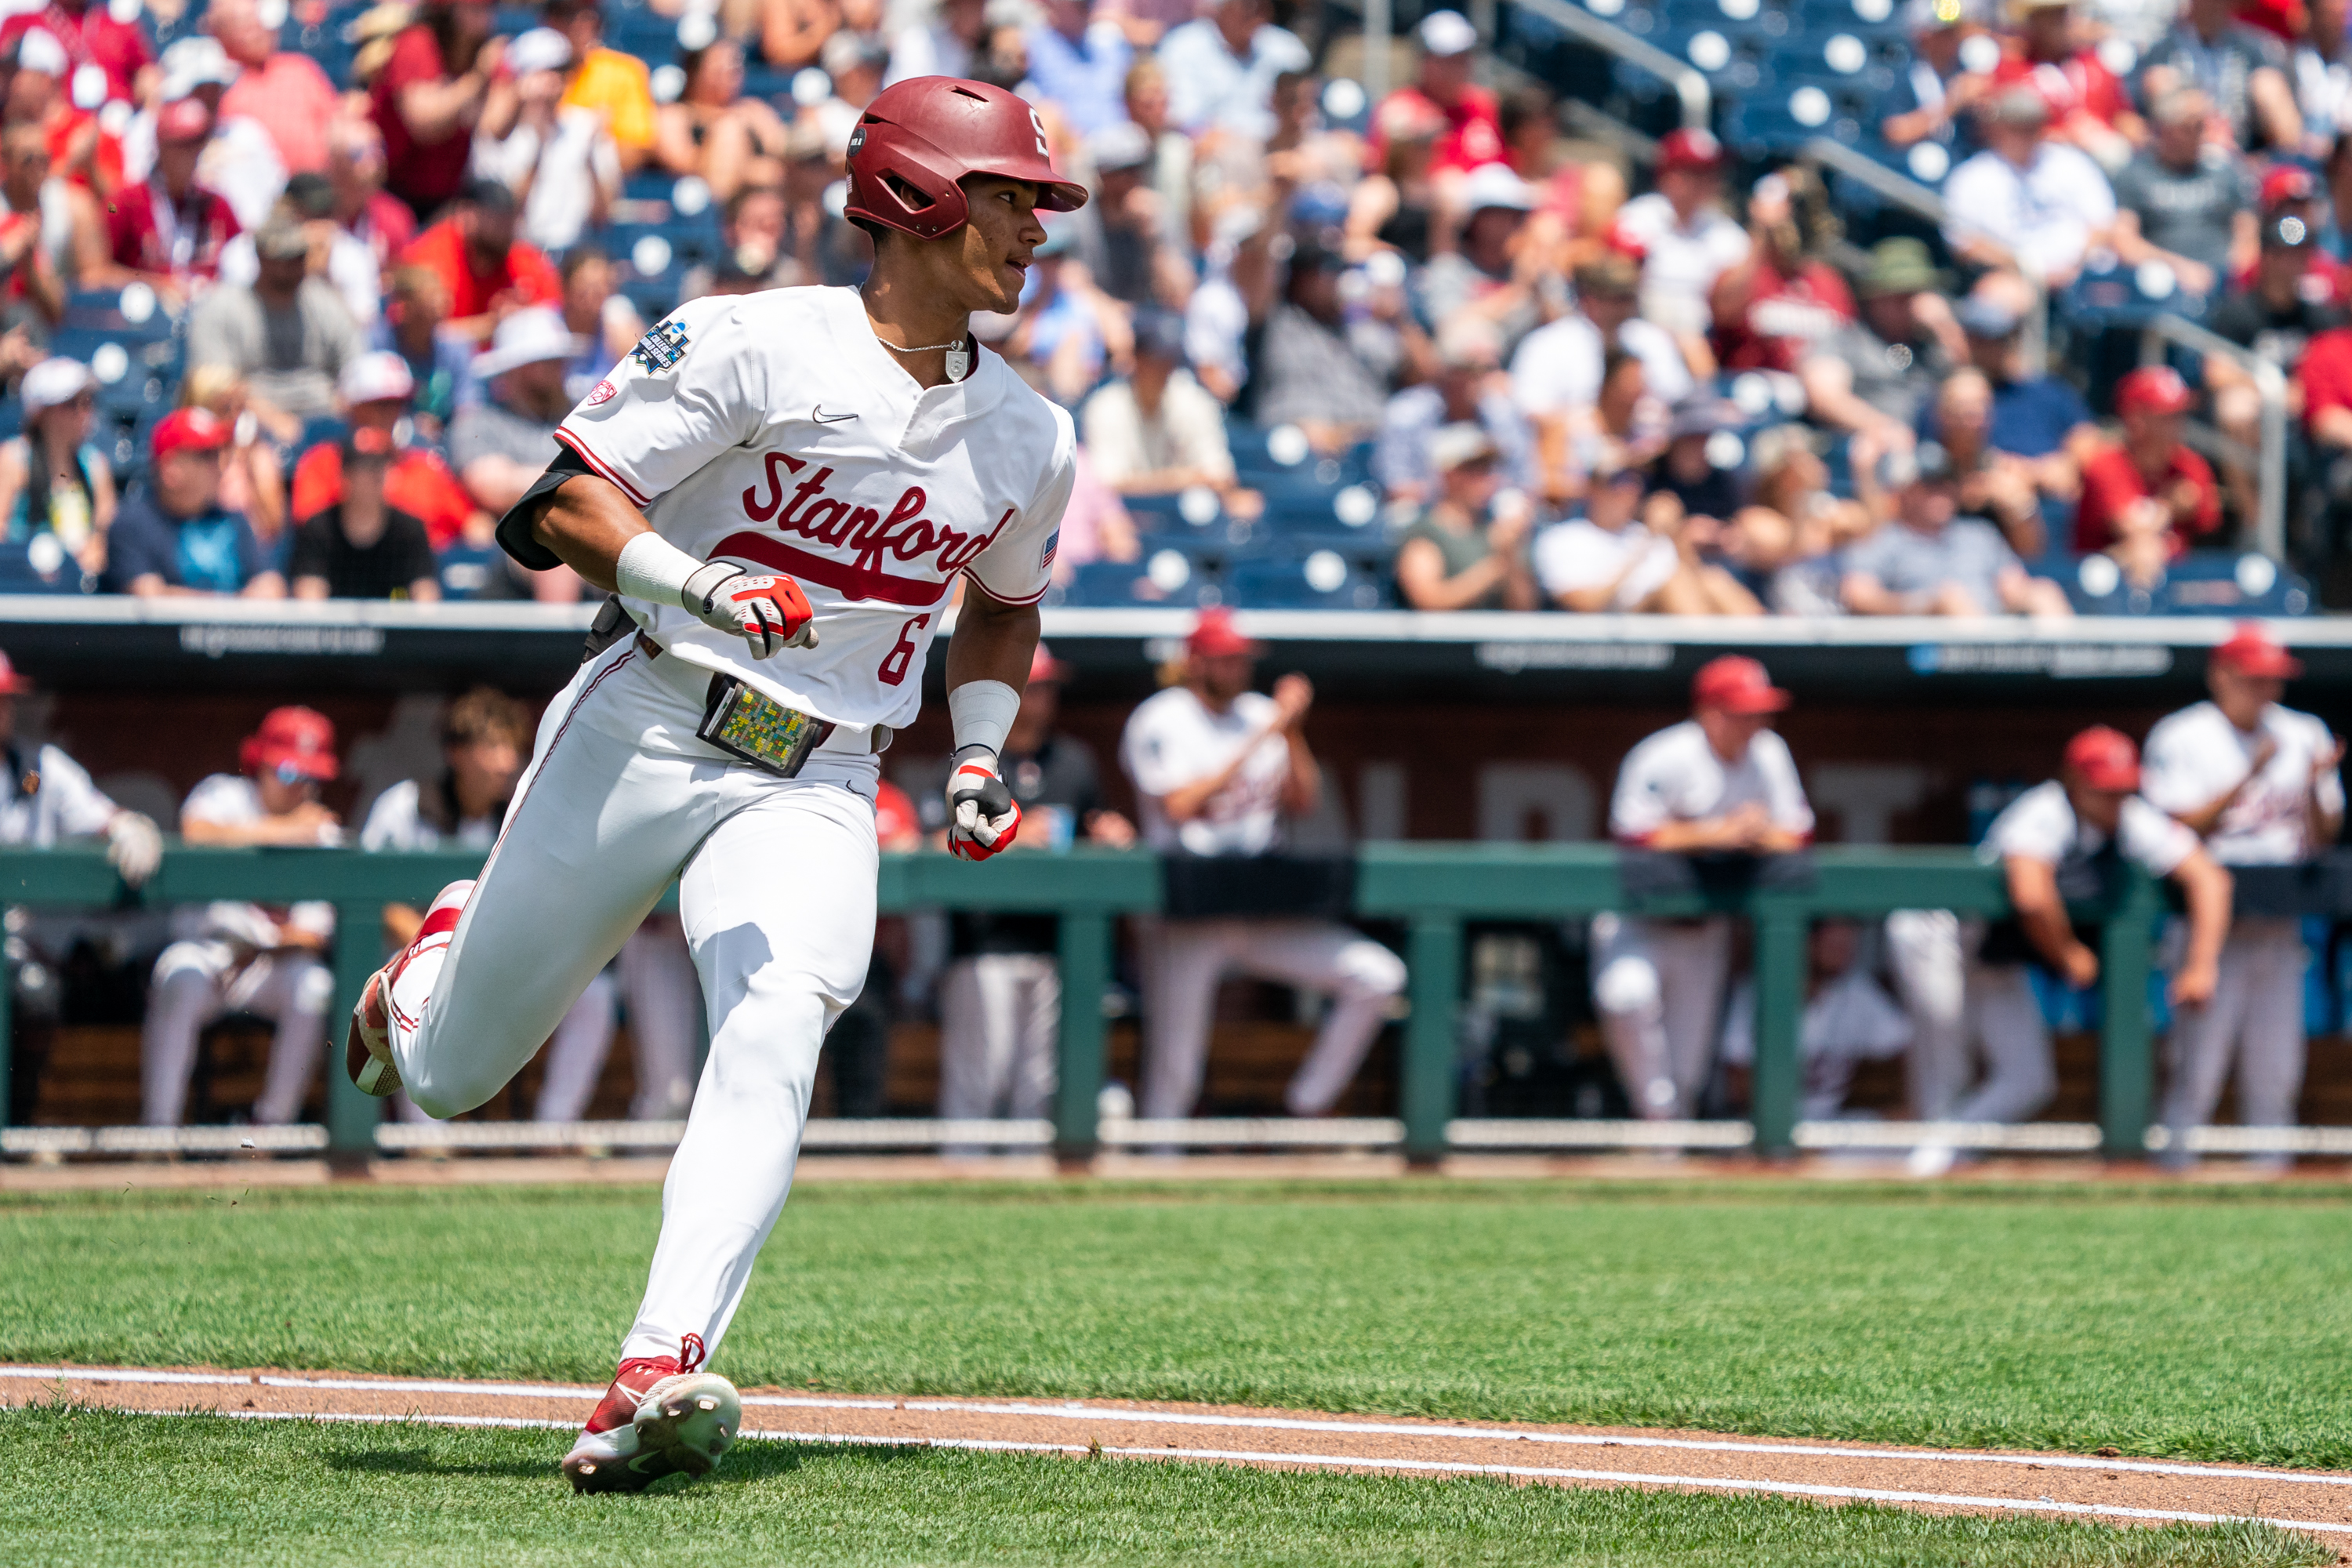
[27,1403,2352,1537]
[2,1365,2344,1493]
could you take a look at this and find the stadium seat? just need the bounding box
[2063,550,2313,616]
[0,535,88,594]
[1225,552,1392,611]
[1062,553,1226,608]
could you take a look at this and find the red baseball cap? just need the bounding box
[0,649,34,695]
[1691,655,1791,715]
[239,706,339,782]
[1657,128,1724,173]
[2063,725,2140,791]
[872,779,918,844]
[2261,164,2318,209]
[151,408,230,463]
[1600,216,1648,264]
[2114,365,2194,417]
[158,98,213,145]
[1186,607,1264,660]
[2212,622,2303,678]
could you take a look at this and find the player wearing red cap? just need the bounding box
[1900,726,2232,1176]
[2140,626,2342,1168]
[1593,657,1813,1123]
[339,76,1084,1492]
[2071,366,2223,556]
[144,707,343,1129]
[1117,609,1406,1120]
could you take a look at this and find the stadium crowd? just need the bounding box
[0,0,2338,610]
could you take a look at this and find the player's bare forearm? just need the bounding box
[2173,849,2233,996]
[532,474,651,593]
[2004,856,2082,974]
[945,580,1040,695]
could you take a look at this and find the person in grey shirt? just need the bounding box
[1253,239,1401,454]
[2109,89,2259,299]
[1798,238,1961,464]
[1374,314,1534,505]
[1841,444,2072,617]
[448,305,579,519]
[185,214,360,423]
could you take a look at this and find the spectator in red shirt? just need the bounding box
[76,99,239,303]
[1368,10,1504,176]
[8,27,118,196]
[2074,366,2222,554]
[396,178,560,342]
[1709,166,1855,374]
[0,0,153,105]
[2231,165,2347,300]
[290,352,485,553]
[210,0,341,177]
[2300,321,2352,452]
[369,0,514,220]
[2009,0,2140,165]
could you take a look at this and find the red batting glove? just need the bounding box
[682,563,817,658]
[945,746,1022,860]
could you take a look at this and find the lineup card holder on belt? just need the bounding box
[698,674,835,778]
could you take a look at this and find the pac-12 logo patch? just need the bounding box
[583,379,619,406]
[630,319,691,373]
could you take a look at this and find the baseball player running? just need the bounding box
[1595,655,1813,1120]
[2141,626,2341,1165]
[341,77,1080,1492]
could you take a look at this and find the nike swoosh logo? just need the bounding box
[811,406,856,423]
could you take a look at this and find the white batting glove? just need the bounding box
[680,561,818,659]
[945,745,1022,861]
[106,811,162,887]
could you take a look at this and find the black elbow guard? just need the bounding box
[495,444,598,572]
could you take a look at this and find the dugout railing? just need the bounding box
[0,842,2274,1165]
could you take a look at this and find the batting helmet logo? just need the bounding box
[844,77,1087,241]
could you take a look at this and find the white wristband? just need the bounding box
[615,532,710,608]
[948,678,1021,758]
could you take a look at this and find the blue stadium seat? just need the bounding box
[0,537,87,594]
[437,541,508,601]
[2063,550,2313,616]
[1225,553,1392,611]
[1063,554,1226,608]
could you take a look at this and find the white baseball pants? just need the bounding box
[1137,916,1406,1117]
[534,916,704,1123]
[1589,913,1730,1119]
[2161,916,2307,1138]
[140,942,334,1126]
[383,640,880,1367]
[1882,912,2055,1124]
[937,952,1058,1122]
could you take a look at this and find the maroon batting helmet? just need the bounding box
[844,77,1087,241]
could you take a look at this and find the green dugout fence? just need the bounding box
[0,845,2180,1162]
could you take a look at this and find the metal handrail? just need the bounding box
[1511,0,1711,129]
[1802,136,1950,224]
[2139,313,2289,562]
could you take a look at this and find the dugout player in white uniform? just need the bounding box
[340,78,1081,1493]
[1596,655,1813,1120]
[2140,626,2342,1163]
[1120,608,1406,1120]
[1900,727,2232,1176]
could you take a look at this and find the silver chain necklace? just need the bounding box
[877,332,971,382]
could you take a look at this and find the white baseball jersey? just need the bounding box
[2140,700,2344,865]
[1120,686,1290,855]
[1976,779,2197,877]
[180,774,337,943]
[0,745,118,847]
[556,285,1077,738]
[1608,720,1814,845]
[360,779,501,853]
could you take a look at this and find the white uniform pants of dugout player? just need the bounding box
[1136,917,1406,1119]
[534,917,704,1124]
[2160,915,2306,1140]
[387,638,879,1365]
[1589,913,1730,1120]
[937,953,1058,1124]
[141,945,334,1126]
[1882,911,2056,1125]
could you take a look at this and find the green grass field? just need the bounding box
[5,1178,2349,1565]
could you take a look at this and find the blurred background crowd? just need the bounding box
[0,0,2344,616]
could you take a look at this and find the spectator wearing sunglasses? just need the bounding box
[100,409,282,597]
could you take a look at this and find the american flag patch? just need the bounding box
[1039,530,1059,570]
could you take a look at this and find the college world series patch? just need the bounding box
[630,319,691,373]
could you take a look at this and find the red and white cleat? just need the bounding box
[345,880,474,1099]
[562,1350,741,1494]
